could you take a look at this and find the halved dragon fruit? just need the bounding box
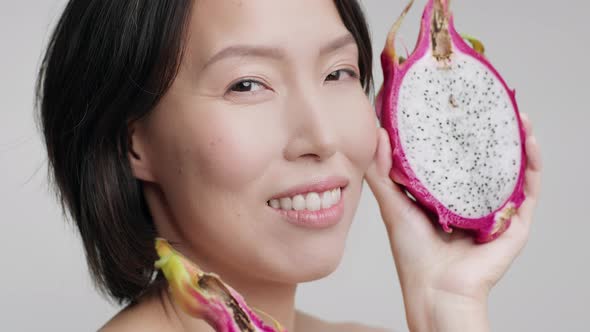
[154,238,286,332]
[376,0,527,243]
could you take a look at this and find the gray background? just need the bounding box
[1,0,588,331]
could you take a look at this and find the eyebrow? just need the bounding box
[320,33,357,56]
[201,33,357,70]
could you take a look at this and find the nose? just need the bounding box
[283,87,338,162]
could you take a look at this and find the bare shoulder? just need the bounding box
[295,310,392,332]
[334,322,393,332]
[98,302,166,332]
[100,302,391,332]
[98,289,216,332]
[98,290,187,332]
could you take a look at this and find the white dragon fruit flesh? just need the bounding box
[376,0,527,243]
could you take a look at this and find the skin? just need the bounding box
[101,0,543,331]
[366,113,541,332]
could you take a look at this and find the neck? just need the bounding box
[224,275,298,331]
[144,185,299,331]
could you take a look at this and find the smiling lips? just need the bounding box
[268,187,342,211]
[267,176,348,228]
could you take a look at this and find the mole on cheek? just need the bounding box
[208,137,222,149]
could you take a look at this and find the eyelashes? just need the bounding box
[228,79,266,93]
[226,68,360,95]
[325,68,359,82]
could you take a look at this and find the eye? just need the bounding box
[325,69,359,82]
[228,79,266,93]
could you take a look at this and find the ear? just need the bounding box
[128,120,157,182]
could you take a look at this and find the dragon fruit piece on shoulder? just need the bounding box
[376,0,527,243]
[154,238,286,332]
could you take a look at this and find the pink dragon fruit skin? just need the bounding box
[377,0,527,243]
[154,238,286,332]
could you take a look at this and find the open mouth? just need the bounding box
[266,186,344,212]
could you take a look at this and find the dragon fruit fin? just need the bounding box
[398,35,411,59]
[253,307,286,331]
[384,0,416,64]
[460,33,486,56]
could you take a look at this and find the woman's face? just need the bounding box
[134,0,378,284]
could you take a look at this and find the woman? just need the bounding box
[36,0,542,331]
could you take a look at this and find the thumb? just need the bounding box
[366,128,393,183]
[365,128,415,225]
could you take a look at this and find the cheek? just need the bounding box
[337,92,378,172]
[148,92,282,195]
[180,110,278,190]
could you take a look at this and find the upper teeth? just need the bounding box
[268,187,341,211]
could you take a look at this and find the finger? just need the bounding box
[474,214,529,270]
[524,136,542,198]
[365,129,422,224]
[507,214,529,247]
[525,135,542,173]
[517,197,536,230]
[374,128,393,178]
[520,112,532,137]
[365,129,405,204]
[364,131,443,248]
[518,136,542,224]
[518,112,541,195]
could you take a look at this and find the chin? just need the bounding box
[245,197,357,284]
[259,239,347,284]
[285,215,356,283]
[296,256,343,282]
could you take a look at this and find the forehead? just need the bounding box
[185,0,351,64]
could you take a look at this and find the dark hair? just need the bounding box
[36,0,373,305]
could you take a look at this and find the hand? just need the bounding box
[364,114,542,330]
